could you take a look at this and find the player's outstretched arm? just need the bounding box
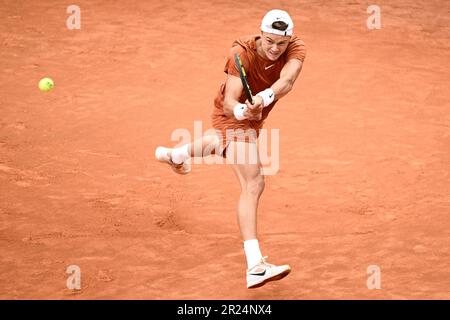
[271,59,303,100]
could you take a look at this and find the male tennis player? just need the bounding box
[155,9,306,289]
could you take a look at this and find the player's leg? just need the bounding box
[227,140,291,289]
[227,141,264,241]
[155,134,220,174]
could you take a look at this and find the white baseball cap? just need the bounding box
[260,9,294,36]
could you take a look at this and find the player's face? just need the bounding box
[261,32,291,61]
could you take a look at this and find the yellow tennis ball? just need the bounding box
[39,77,54,92]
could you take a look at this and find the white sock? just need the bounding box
[243,239,263,269]
[171,144,190,164]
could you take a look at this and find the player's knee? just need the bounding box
[211,135,221,147]
[244,175,265,197]
[204,135,220,148]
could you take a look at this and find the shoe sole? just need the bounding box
[247,267,291,289]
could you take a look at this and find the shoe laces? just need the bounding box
[247,256,276,272]
[260,256,275,267]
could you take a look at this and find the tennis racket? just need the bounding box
[234,53,254,105]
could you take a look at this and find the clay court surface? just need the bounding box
[1,0,449,299]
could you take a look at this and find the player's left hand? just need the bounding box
[245,96,263,120]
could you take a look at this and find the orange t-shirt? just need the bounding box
[211,34,306,136]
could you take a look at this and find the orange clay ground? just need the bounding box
[0,0,449,299]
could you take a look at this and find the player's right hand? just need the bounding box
[244,107,262,120]
[244,97,263,120]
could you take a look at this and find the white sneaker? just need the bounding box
[155,146,191,175]
[246,256,291,289]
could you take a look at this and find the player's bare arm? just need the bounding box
[224,74,262,120]
[223,74,244,117]
[245,60,302,116]
[271,58,303,100]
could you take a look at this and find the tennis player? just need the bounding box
[155,9,306,289]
